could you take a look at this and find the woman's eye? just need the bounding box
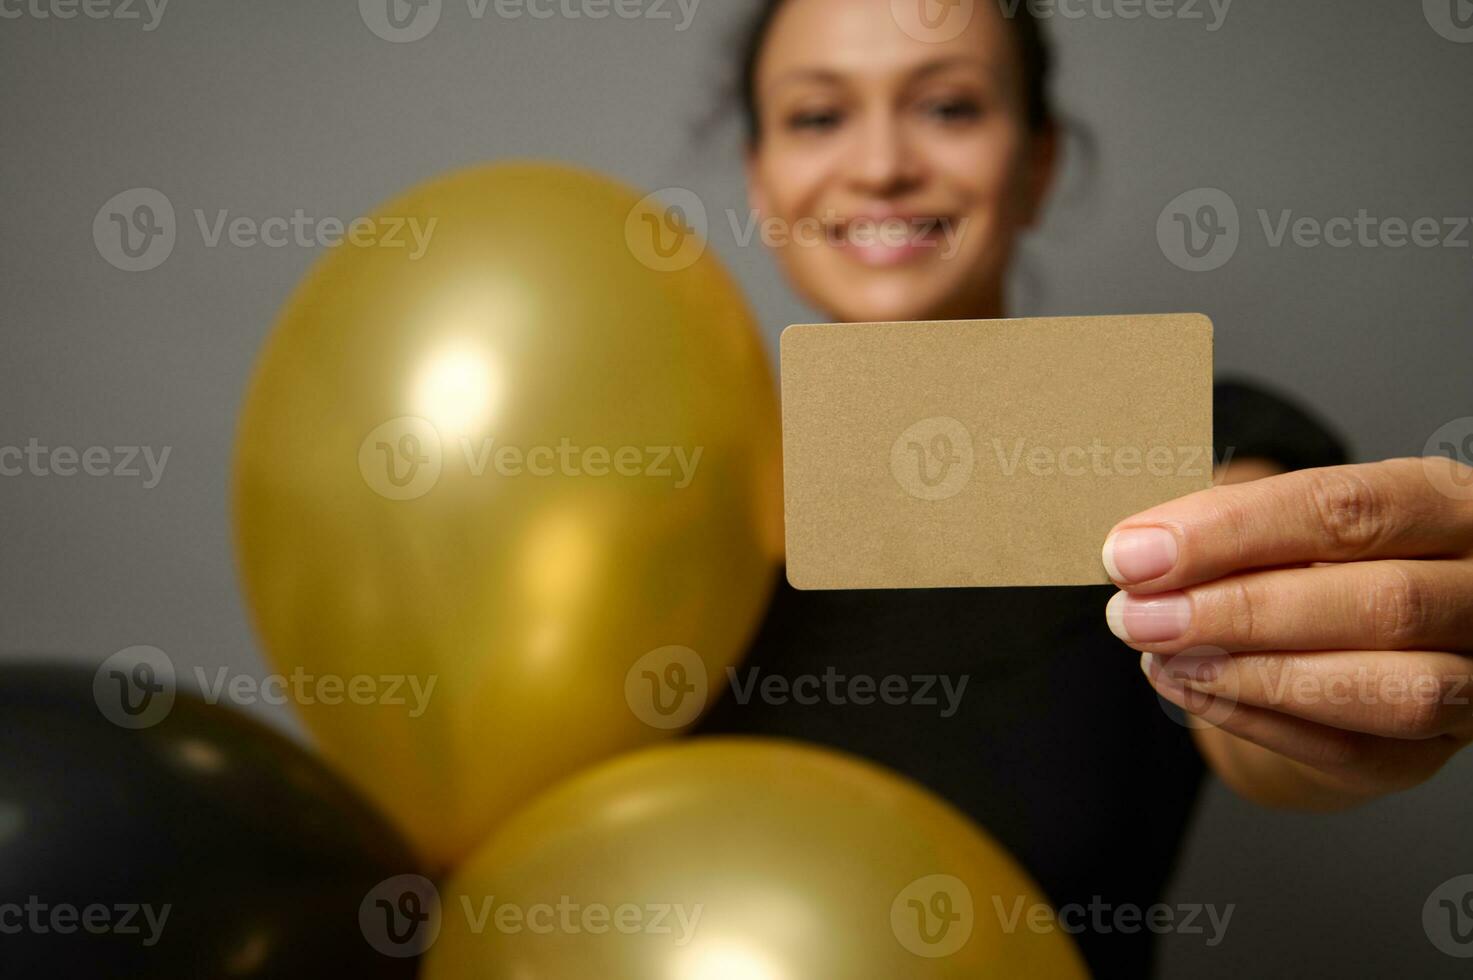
[786,108,844,133]
[920,97,983,124]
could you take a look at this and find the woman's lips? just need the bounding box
[829,216,954,268]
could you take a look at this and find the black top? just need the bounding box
[696,379,1347,978]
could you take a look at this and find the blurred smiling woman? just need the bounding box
[698,1,1473,975]
[738,0,1056,324]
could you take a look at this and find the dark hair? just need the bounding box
[736,0,1056,144]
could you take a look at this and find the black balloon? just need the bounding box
[0,660,424,978]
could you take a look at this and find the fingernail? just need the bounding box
[1106,591,1192,644]
[1140,652,1197,719]
[1102,526,1178,584]
[1138,651,1156,681]
[1137,648,1172,686]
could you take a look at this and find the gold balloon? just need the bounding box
[232,163,783,871]
[421,739,1089,979]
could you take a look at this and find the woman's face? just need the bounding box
[748,0,1055,323]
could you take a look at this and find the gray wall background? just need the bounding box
[1,0,1470,975]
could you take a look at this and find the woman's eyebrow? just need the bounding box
[764,56,1001,93]
[909,56,1005,82]
[762,67,846,93]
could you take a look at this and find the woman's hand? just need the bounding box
[1102,456,1473,809]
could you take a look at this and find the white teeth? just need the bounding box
[838,218,953,248]
[842,218,921,247]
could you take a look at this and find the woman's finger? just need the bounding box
[1147,648,1473,739]
[1105,559,1473,654]
[1142,655,1464,792]
[1103,458,1473,594]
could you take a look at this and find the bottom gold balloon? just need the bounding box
[421,738,1088,979]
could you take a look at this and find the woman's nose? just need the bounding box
[843,113,923,196]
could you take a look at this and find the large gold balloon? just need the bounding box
[421,739,1089,979]
[232,163,782,871]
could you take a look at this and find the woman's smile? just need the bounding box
[827,212,966,267]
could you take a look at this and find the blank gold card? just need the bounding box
[781,314,1214,590]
